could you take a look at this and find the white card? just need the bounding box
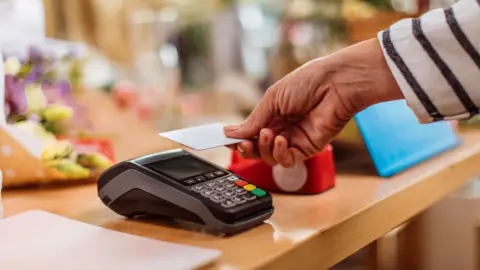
[159,122,245,150]
[0,210,221,270]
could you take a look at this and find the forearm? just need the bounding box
[323,38,405,114]
[378,0,480,123]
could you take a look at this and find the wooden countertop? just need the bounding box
[3,129,480,270]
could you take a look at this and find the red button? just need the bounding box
[235,180,248,187]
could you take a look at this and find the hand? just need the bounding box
[224,38,404,167]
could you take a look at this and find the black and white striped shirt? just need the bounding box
[378,0,480,123]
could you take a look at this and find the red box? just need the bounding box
[227,145,336,194]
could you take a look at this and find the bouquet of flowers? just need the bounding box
[1,39,114,188]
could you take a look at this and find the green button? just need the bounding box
[251,188,266,197]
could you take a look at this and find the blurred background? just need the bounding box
[3,0,480,269]
[37,0,458,159]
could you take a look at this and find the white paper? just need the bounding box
[0,0,46,59]
[0,210,222,270]
[159,122,246,150]
[1,124,44,158]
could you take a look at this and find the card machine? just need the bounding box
[97,149,274,235]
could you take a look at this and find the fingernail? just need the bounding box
[237,145,244,152]
[224,125,239,131]
[260,129,268,142]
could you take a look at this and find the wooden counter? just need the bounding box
[3,130,480,270]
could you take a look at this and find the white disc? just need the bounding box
[272,163,308,192]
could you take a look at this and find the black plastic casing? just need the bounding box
[97,149,274,235]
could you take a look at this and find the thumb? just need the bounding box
[224,93,275,139]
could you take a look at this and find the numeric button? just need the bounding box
[210,194,225,203]
[227,175,239,181]
[233,196,246,204]
[224,190,235,198]
[221,199,236,208]
[201,189,215,197]
[205,181,216,188]
[243,193,257,201]
[192,184,205,193]
[215,178,226,184]
[234,187,247,195]
[214,186,226,192]
[225,182,235,189]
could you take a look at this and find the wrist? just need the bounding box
[326,38,404,112]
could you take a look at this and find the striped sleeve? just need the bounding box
[377,0,480,123]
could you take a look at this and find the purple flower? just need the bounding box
[57,80,72,95]
[4,75,27,115]
[25,65,42,83]
[2,41,91,134]
[28,46,46,63]
[41,82,92,132]
[4,102,10,118]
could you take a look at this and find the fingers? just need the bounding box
[224,90,276,139]
[258,128,276,165]
[231,128,276,163]
[272,136,292,167]
[236,141,259,159]
[228,132,308,167]
[272,135,307,168]
[288,122,324,159]
[226,145,236,150]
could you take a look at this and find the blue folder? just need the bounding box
[354,100,461,177]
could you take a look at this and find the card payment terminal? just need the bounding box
[97,149,274,235]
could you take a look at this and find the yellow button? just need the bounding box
[243,184,256,191]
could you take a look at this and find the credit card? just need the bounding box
[159,122,246,150]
